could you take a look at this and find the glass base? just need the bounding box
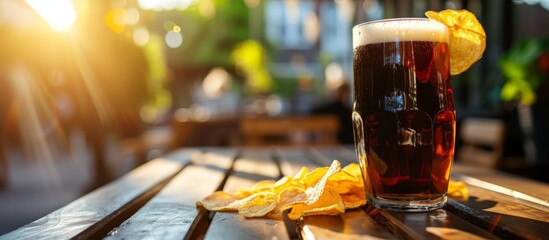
[367,194,447,212]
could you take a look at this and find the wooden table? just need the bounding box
[3,146,549,239]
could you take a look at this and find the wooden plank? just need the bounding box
[105,149,236,240]
[306,147,335,166]
[2,149,200,239]
[301,209,396,240]
[445,183,549,240]
[335,145,359,164]
[453,164,549,203]
[240,116,339,147]
[458,118,505,168]
[276,148,395,239]
[205,148,290,240]
[275,147,318,175]
[312,146,356,166]
[382,208,499,240]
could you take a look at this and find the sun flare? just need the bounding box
[25,0,77,32]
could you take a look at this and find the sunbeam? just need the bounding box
[10,65,68,197]
[67,32,114,125]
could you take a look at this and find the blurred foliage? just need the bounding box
[500,38,549,105]
[272,77,299,96]
[231,40,272,94]
[164,0,250,69]
[142,34,171,111]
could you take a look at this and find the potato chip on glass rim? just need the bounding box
[426,9,486,75]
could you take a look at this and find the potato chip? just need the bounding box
[238,192,278,217]
[252,180,275,192]
[236,189,253,198]
[287,187,345,220]
[273,176,304,194]
[342,163,362,179]
[274,160,342,212]
[425,9,486,75]
[329,170,358,183]
[302,167,330,187]
[341,187,366,209]
[327,180,360,195]
[293,166,309,180]
[274,186,306,213]
[448,180,469,200]
[304,160,341,205]
[198,191,245,211]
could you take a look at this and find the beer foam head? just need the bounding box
[353,18,449,49]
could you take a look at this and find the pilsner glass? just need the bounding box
[352,18,455,211]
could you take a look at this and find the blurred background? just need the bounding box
[0,0,548,234]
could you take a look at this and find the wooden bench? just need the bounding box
[240,115,340,147]
[3,146,548,239]
[457,117,506,168]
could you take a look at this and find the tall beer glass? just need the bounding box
[352,19,455,211]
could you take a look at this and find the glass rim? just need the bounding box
[352,17,448,47]
[353,17,435,30]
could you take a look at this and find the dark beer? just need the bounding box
[352,19,455,211]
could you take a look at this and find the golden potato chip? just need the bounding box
[328,170,358,183]
[327,180,361,195]
[302,167,330,187]
[252,180,275,192]
[198,191,244,211]
[287,187,345,220]
[304,160,341,205]
[293,166,309,180]
[273,176,304,194]
[448,180,469,200]
[341,187,366,209]
[236,189,253,198]
[342,163,362,179]
[425,9,486,75]
[273,186,306,213]
[238,192,278,217]
[274,161,342,211]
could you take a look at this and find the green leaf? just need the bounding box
[510,39,541,64]
[520,88,536,105]
[501,60,526,79]
[500,76,537,104]
[500,81,521,101]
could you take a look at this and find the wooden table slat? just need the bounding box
[105,149,237,240]
[452,164,549,202]
[204,148,290,240]
[385,208,499,240]
[311,146,357,165]
[275,148,319,175]
[446,190,549,240]
[2,149,200,240]
[301,209,397,240]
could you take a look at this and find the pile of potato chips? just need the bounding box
[197,160,468,220]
